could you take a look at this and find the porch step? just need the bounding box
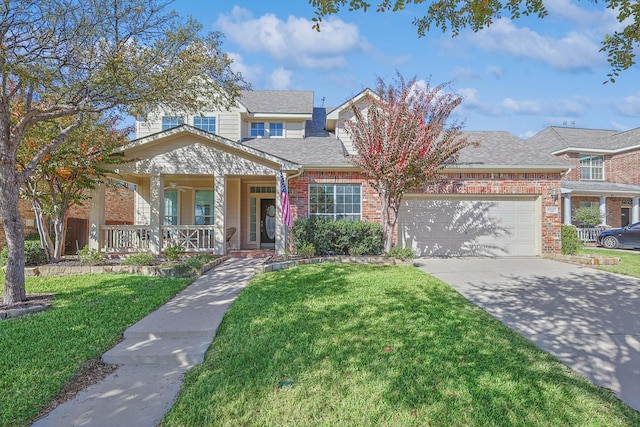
[229,249,274,259]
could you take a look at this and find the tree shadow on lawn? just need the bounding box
[177,264,640,426]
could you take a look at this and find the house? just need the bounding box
[528,127,640,230]
[88,90,572,257]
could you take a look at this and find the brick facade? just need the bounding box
[289,170,563,254]
[0,186,134,250]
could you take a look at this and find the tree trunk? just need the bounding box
[32,198,55,263]
[1,176,26,305]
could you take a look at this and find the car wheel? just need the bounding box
[602,235,619,249]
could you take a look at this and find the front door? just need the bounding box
[260,198,276,248]
[622,207,630,227]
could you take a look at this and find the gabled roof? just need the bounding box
[239,90,314,115]
[326,88,375,120]
[527,126,640,154]
[452,131,571,170]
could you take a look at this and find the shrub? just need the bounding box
[25,231,41,241]
[78,246,106,265]
[292,218,383,256]
[173,257,205,277]
[164,244,186,261]
[0,241,48,267]
[387,246,415,259]
[573,206,602,227]
[297,242,316,258]
[561,225,581,255]
[121,252,156,266]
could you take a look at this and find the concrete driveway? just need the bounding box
[415,257,640,412]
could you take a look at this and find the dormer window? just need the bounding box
[269,122,284,137]
[251,122,265,137]
[579,154,604,180]
[162,116,184,131]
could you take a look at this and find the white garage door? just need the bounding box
[398,196,540,257]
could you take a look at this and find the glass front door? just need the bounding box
[260,198,276,248]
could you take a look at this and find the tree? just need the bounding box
[1,0,247,304]
[308,0,638,82]
[345,72,472,252]
[19,113,130,263]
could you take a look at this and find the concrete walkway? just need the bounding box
[416,257,640,412]
[33,257,261,427]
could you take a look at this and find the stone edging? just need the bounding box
[24,256,229,278]
[544,253,620,266]
[1,304,49,320]
[255,255,412,273]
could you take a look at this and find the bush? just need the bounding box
[78,246,106,265]
[573,206,602,227]
[173,257,205,277]
[121,252,155,266]
[292,218,383,256]
[297,242,316,258]
[164,244,186,261]
[387,246,415,259]
[561,225,581,255]
[25,231,41,241]
[0,241,48,267]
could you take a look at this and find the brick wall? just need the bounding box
[289,170,563,254]
[557,150,640,185]
[0,186,134,249]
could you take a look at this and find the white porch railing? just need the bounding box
[101,225,216,252]
[102,225,152,252]
[161,225,215,251]
[576,227,602,242]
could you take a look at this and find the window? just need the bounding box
[579,154,604,180]
[269,122,284,137]
[162,116,185,131]
[164,190,179,225]
[251,122,265,137]
[580,201,599,209]
[194,116,216,133]
[309,184,361,221]
[195,190,214,225]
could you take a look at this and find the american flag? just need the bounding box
[280,170,293,228]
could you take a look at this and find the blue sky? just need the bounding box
[171,0,640,139]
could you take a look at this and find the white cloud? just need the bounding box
[616,94,640,117]
[269,67,293,89]
[470,19,604,70]
[610,121,631,131]
[503,98,542,114]
[451,67,480,81]
[456,88,502,116]
[215,6,366,70]
[227,52,263,86]
[486,65,503,79]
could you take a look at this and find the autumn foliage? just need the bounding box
[345,72,472,251]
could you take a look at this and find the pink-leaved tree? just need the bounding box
[345,72,473,252]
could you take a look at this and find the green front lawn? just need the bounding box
[163,264,640,426]
[0,273,191,427]
[579,246,640,278]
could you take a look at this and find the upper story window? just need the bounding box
[579,154,604,180]
[162,116,184,131]
[309,184,361,221]
[251,122,265,137]
[269,122,284,137]
[194,117,216,133]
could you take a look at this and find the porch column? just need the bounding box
[88,183,105,250]
[214,174,226,254]
[149,174,164,255]
[632,197,640,223]
[599,196,608,226]
[275,173,286,255]
[563,195,572,225]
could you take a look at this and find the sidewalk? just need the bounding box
[32,257,261,427]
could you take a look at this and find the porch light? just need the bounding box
[550,189,558,203]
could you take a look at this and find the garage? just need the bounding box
[398,195,540,257]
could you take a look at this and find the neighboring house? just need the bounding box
[528,127,640,229]
[87,89,572,257]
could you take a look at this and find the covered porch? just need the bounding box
[87,126,298,256]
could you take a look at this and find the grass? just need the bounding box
[163,264,640,427]
[0,273,191,427]
[579,246,640,278]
